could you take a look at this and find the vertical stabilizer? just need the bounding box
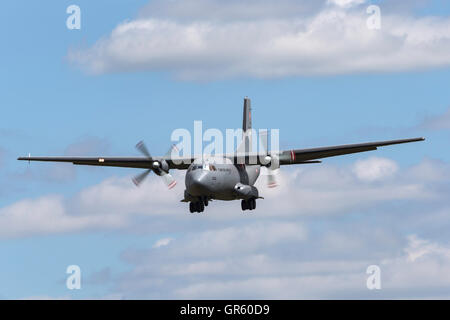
[237,97,252,154]
[242,97,252,133]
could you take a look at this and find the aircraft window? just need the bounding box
[191,163,215,171]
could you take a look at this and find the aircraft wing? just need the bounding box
[278,137,425,165]
[16,156,193,170]
[18,137,424,169]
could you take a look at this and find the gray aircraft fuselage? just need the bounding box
[185,158,260,201]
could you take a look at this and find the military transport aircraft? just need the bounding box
[18,97,424,213]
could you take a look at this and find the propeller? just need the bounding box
[133,141,177,189]
[136,140,152,159]
[132,168,151,186]
[259,130,279,188]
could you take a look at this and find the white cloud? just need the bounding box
[4,155,450,298]
[138,0,324,22]
[153,237,174,248]
[404,234,450,262]
[115,224,450,299]
[353,156,398,181]
[69,0,450,80]
[327,0,366,8]
[0,157,445,238]
[253,160,431,217]
[379,236,450,294]
[170,221,307,258]
[0,195,125,239]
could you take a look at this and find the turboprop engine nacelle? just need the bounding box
[262,154,280,170]
[234,183,259,200]
[153,159,169,174]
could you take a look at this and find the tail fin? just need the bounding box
[242,96,252,133]
[237,97,252,154]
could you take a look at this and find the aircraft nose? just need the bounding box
[187,170,210,195]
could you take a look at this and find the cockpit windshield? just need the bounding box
[189,163,217,172]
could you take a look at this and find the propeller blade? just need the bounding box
[136,141,152,159]
[164,144,179,159]
[267,169,278,188]
[161,172,177,189]
[132,169,151,186]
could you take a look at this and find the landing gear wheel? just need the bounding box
[190,201,205,213]
[241,198,256,211]
[250,198,256,210]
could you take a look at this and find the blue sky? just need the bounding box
[1,0,450,299]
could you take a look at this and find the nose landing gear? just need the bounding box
[189,197,209,213]
[241,198,256,211]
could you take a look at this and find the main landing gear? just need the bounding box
[189,197,209,213]
[188,197,256,213]
[241,198,256,211]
